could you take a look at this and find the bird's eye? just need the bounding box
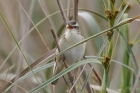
[73,26,79,28]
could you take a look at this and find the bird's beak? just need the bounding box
[67,24,73,30]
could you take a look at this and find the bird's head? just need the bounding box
[66,20,79,30]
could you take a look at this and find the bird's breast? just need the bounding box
[59,34,86,65]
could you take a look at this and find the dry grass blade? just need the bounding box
[0,49,56,92]
[88,63,102,85]
[16,0,50,51]
[0,78,27,93]
[50,29,61,52]
[56,0,68,24]
[74,0,79,21]
[12,1,35,92]
[38,0,56,30]
[90,85,120,93]
[67,0,71,21]
[131,70,140,93]
[81,67,93,93]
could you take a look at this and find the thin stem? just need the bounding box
[81,66,93,93]
[102,1,116,92]
[88,63,102,85]
[16,0,50,51]
[67,0,71,21]
[101,68,109,93]
[38,0,55,31]
[74,0,79,21]
[57,0,68,24]
[50,29,60,51]
[121,13,130,93]
[0,78,27,93]
[68,64,87,93]
[131,70,140,93]
[83,56,102,85]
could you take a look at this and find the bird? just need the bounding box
[51,20,86,85]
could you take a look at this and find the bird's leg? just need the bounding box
[61,54,66,62]
[61,55,74,85]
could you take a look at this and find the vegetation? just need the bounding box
[0,0,140,93]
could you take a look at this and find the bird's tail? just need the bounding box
[51,62,64,85]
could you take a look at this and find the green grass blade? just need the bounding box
[121,13,131,93]
[5,62,54,92]
[0,10,39,92]
[20,62,54,82]
[115,0,133,25]
[78,12,104,52]
[0,10,22,51]
[134,38,140,46]
[118,31,138,73]
[133,29,140,46]
[101,67,109,93]
[80,39,108,92]
[112,60,135,74]
[80,66,92,93]
[85,56,135,74]
[29,59,101,93]
[79,9,107,21]
[0,10,62,71]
